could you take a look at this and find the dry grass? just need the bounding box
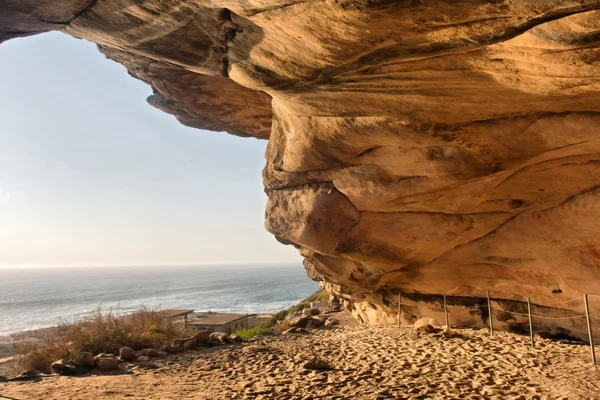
[13,307,186,373]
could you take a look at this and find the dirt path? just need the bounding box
[2,325,599,399]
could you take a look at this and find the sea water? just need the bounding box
[0,264,319,336]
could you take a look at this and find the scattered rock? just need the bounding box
[141,348,159,358]
[413,318,440,334]
[18,370,40,378]
[119,347,137,361]
[303,357,332,371]
[303,308,321,316]
[324,318,338,327]
[183,338,197,350]
[209,332,229,343]
[227,334,243,342]
[163,344,182,354]
[289,315,323,329]
[73,351,95,368]
[51,359,79,376]
[94,353,119,372]
[283,327,310,335]
[206,339,225,347]
[192,330,212,344]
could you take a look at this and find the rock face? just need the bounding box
[3,1,600,338]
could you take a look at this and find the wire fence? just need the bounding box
[395,291,600,365]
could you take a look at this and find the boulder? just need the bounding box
[73,351,95,368]
[119,347,137,361]
[141,348,159,358]
[303,357,332,371]
[94,353,119,372]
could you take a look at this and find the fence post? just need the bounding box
[527,297,534,348]
[398,292,402,328]
[584,293,596,365]
[444,293,449,331]
[487,290,494,336]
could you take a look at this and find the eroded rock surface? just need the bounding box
[3,0,600,338]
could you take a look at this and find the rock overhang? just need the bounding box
[2,0,600,339]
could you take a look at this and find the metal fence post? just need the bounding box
[444,293,449,331]
[527,297,534,348]
[398,292,402,328]
[487,290,493,336]
[584,293,596,365]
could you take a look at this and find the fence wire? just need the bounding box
[491,304,586,320]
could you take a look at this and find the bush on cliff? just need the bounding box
[13,307,186,373]
[235,289,330,339]
[235,322,272,340]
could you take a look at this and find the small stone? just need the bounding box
[119,347,137,361]
[141,348,159,358]
[73,351,95,368]
[303,357,332,371]
[283,327,309,335]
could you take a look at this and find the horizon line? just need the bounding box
[0,261,303,271]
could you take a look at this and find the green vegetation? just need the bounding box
[235,322,272,340]
[235,289,330,339]
[13,307,186,373]
[305,289,330,303]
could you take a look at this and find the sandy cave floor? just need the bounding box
[2,325,600,400]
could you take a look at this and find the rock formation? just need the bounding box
[3,0,600,338]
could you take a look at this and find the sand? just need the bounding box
[2,320,600,400]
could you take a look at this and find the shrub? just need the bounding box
[13,307,186,373]
[305,289,329,303]
[235,322,271,340]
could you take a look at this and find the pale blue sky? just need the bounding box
[0,32,299,268]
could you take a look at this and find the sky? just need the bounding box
[0,31,300,269]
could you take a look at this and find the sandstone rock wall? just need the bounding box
[3,0,600,339]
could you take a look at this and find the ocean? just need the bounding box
[0,264,320,336]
